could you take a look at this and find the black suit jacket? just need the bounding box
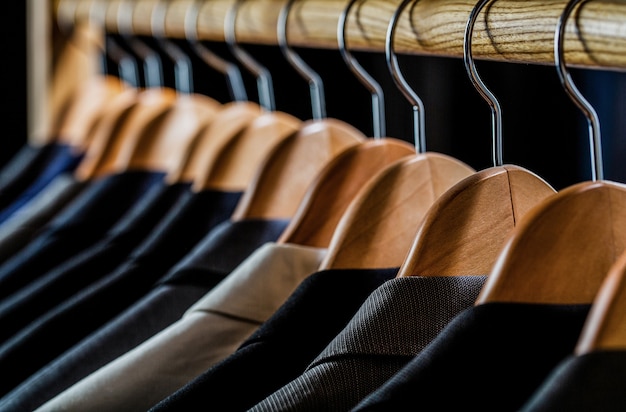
[0,219,289,411]
[520,350,626,412]
[150,267,398,412]
[353,302,591,412]
[0,187,241,397]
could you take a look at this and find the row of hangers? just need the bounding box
[50,0,626,355]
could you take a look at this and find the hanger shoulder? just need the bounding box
[56,75,127,151]
[231,118,365,220]
[167,101,263,185]
[398,165,556,278]
[278,138,416,248]
[577,248,626,354]
[319,152,475,270]
[73,87,142,180]
[119,93,222,175]
[195,110,302,192]
[477,180,626,305]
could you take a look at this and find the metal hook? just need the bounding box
[339,0,385,138]
[464,0,503,167]
[278,0,326,120]
[90,0,140,87]
[225,0,275,111]
[184,0,248,102]
[555,0,603,181]
[118,0,164,89]
[385,0,426,153]
[152,0,193,94]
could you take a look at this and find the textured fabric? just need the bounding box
[0,188,241,398]
[37,242,326,412]
[520,351,626,412]
[0,142,56,210]
[352,302,591,412]
[0,181,191,344]
[249,275,487,412]
[0,218,288,412]
[0,174,86,265]
[150,267,398,412]
[0,170,165,302]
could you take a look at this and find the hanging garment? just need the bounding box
[36,241,326,412]
[519,351,626,412]
[0,143,84,225]
[0,142,61,208]
[0,187,241,397]
[0,180,192,344]
[0,218,289,411]
[351,302,591,412]
[149,267,399,412]
[0,173,87,264]
[0,169,166,302]
[248,275,487,411]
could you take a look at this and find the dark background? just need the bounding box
[4,4,626,191]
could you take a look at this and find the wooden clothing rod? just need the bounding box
[58,0,626,71]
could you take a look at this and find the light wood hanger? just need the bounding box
[476,0,626,305]
[75,0,223,181]
[277,0,416,248]
[576,248,626,354]
[177,0,302,192]
[227,0,367,221]
[396,0,556,278]
[319,0,475,270]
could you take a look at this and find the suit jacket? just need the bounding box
[249,275,488,412]
[0,173,86,265]
[150,267,399,412]
[37,242,326,412]
[0,142,58,209]
[0,181,192,343]
[0,187,241,397]
[0,143,83,225]
[0,218,289,411]
[352,302,591,412]
[520,351,626,412]
[0,170,166,302]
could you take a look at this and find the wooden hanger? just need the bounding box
[172,0,303,193]
[576,248,626,354]
[228,0,368,221]
[74,0,223,181]
[277,1,417,248]
[231,118,365,220]
[396,0,556,278]
[475,0,626,305]
[318,0,475,270]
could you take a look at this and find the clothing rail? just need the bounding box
[57,0,626,71]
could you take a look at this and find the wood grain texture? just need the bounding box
[231,117,365,220]
[477,179,626,305]
[278,138,416,248]
[397,164,556,277]
[320,151,475,270]
[577,247,626,353]
[62,0,626,70]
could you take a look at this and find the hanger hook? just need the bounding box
[152,0,193,94]
[339,0,386,138]
[555,0,603,181]
[225,0,276,111]
[184,0,248,101]
[117,0,164,89]
[278,0,326,120]
[386,0,426,153]
[464,0,503,167]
